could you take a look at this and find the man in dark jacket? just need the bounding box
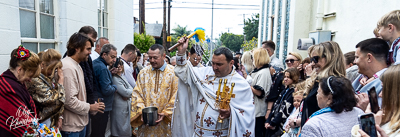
[92,44,118,137]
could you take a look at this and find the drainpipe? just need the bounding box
[316,0,324,30]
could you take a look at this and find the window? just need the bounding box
[98,0,108,38]
[19,0,57,53]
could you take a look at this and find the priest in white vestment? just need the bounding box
[172,38,255,137]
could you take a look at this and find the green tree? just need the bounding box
[134,32,156,53]
[172,25,192,37]
[243,13,259,41]
[241,37,258,51]
[219,32,244,52]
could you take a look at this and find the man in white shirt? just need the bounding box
[90,37,109,60]
[120,44,138,88]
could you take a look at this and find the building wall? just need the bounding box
[287,0,312,58]
[108,0,134,52]
[58,0,98,55]
[260,0,400,62]
[0,0,21,71]
[0,0,134,72]
[321,0,400,54]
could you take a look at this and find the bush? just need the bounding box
[134,32,156,54]
[241,37,258,51]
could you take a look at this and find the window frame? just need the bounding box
[19,0,59,52]
[98,0,109,38]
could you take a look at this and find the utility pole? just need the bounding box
[210,0,214,59]
[163,0,167,53]
[243,14,246,41]
[167,0,171,49]
[139,0,145,34]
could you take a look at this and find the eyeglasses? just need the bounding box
[285,59,299,63]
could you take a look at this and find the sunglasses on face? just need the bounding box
[311,55,325,63]
[285,59,298,63]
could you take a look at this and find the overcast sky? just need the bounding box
[133,0,260,40]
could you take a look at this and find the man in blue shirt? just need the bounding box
[353,38,389,109]
[92,44,118,136]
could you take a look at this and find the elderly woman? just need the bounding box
[0,45,41,136]
[300,76,363,136]
[250,48,272,137]
[241,51,254,74]
[26,49,65,128]
[110,59,133,137]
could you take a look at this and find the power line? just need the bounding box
[176,1,259,7]
[134,1,259,7]
[133,7,259,10]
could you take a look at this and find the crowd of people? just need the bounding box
[1,10,400,137]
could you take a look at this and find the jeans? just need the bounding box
[61,126,87,137]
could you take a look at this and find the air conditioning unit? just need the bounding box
[297,30,332,50]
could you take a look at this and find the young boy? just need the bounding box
[378,10,400,65]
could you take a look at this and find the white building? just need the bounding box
[258,0,400,64]
[0,0,134,72]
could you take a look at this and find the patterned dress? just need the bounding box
[130,63,178,137]
[26,73,65,127]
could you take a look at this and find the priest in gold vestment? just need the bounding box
[130,44,178,137]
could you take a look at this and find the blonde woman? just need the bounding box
[298,41,346,127]
[250,48,272,137]
[241,51,254,74]
[27,49,65,128]
[285,52,302,69]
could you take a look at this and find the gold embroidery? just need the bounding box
[130,65,178,136]
[200,103,209,127]
[195,123,228,131]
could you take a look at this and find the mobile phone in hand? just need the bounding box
[368,87,379,113]
[358,113,378,137]
[113,58,120,68]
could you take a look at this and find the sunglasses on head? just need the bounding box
[285,59,298,63]
[311,55,325,63]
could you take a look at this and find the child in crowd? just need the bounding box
[265,68,300,136]
[282,90,304,137]
[378,10,400,65]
